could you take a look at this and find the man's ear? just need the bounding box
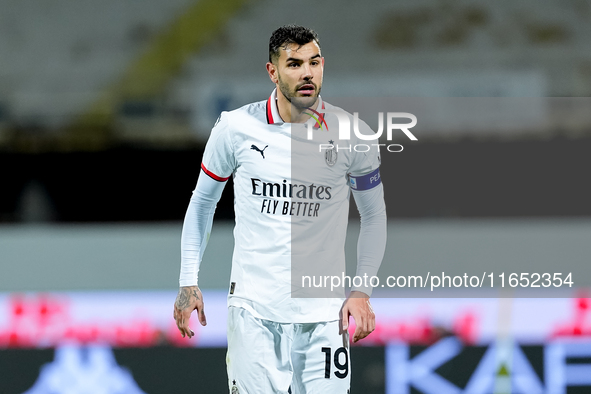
[266,62,278,84]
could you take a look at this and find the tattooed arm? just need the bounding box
[174,286,206,338]
[175,169,227,338]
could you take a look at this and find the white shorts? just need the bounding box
[226,306,351,394]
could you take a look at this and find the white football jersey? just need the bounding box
[201,89,380,323]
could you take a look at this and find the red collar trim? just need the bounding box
[266,89,325,125]
[266,95,274,124]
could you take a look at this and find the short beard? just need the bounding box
[277,72,321,111]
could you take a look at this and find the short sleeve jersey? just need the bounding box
[201,89,380,323]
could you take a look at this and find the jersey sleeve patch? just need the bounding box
[349,168,381,191]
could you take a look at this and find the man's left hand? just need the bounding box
[340,291,375,343]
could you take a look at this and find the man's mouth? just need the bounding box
[297,84,315,95]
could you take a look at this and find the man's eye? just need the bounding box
[288,63,299,67]
[311,61,319,66]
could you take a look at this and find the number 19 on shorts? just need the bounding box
[321,347,349,379]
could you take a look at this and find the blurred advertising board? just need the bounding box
[1,291,590,393]
[2,290,589,348]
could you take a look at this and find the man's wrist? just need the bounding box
[349,290,371,298]
[179,281,198,288]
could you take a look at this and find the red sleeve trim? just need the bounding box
[201,163,230,182]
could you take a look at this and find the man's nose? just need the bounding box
[302,63,313,79]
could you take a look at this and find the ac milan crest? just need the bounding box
[325,140,337,167]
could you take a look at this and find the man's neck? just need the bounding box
[276,89,319,123]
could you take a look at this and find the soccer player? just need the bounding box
[174,25,387,393]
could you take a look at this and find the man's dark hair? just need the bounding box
[269,25,320,63]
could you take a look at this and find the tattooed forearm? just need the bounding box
[175,287,199,310]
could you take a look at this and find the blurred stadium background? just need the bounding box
[1,0,591,392]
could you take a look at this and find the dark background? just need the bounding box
[3,134,590,223]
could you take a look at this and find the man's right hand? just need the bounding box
[173,286,207,338]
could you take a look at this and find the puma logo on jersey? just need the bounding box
[250,144,268,158]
